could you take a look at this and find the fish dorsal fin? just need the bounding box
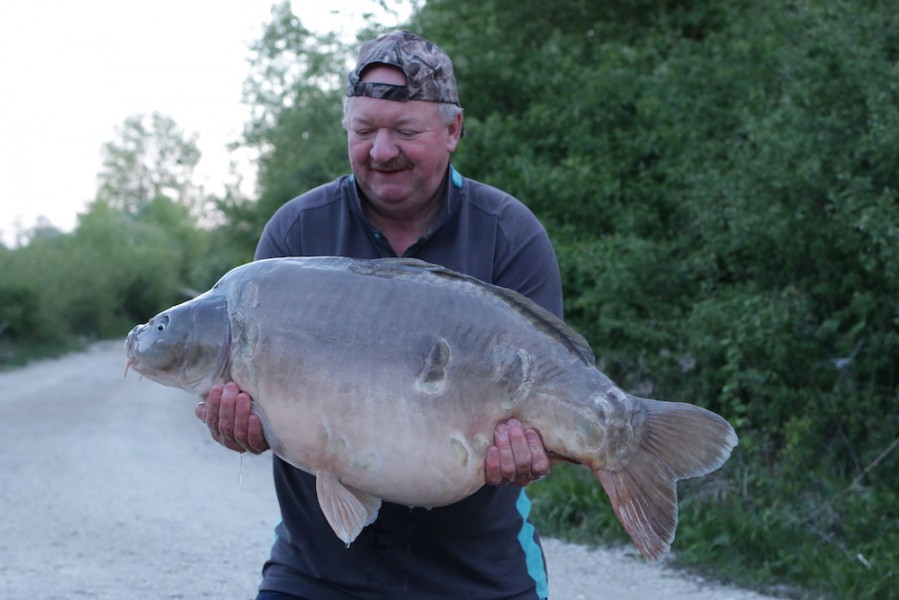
[353,257,445,278]
[484,283,596,366]
[361,258,596,365]
[315,471,382,546]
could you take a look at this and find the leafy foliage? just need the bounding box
[97,112,202,217]
[218,1,354,258]
[413,0,898,597]
[1,114,214,364]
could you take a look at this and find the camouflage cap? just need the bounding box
[346,30,460,106]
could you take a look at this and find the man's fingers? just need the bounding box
[246,414,269,454]
[506,419,533,478]
[493,422,517,482]
[217,382,239,441]
[485,419,552,487]
[203,384,224,436]
[203,383,240,452]
[484,446,503,486]
[232,392,251,444]
[234,392,270,454]
[198,382,268,454]
[525,428,551,479]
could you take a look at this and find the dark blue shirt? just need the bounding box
[255,166,562,599]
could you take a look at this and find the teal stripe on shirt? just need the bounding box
[516,490,549,599]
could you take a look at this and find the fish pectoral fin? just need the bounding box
[315,471,382,546]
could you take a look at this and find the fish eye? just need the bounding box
[152,315,170,332]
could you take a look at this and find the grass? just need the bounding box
[527,459,898,600]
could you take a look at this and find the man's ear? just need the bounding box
[447,112,464,152]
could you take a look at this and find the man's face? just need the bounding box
[345,66,462,220]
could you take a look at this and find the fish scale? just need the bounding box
[125,256,737,559]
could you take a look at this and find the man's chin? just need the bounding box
[361,180,412,204]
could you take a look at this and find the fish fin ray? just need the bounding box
[596,399,737,561]
[315,471,381,546]
[638,398,739,480]
[486,288,595,365]
[597,453,676,561]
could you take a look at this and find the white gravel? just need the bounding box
[0,341,780,599]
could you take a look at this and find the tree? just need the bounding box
[410,1,898,596]
[93,112,212,290]
[218,1,357,258]
[96,112,202,218]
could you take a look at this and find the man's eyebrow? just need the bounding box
[350,115,427,128]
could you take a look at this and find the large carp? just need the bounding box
[125,257,737,560]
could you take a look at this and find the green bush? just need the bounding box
[0,198,212,364]
[413,0,899,597]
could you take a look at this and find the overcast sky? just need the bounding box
[0,0,412,247]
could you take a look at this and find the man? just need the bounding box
[196,30,563,599]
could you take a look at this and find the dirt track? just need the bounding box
[0,341,780,599]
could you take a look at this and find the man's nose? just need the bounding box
[369,130,400,163]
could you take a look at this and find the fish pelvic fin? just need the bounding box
[595,398,738,561]
[315,471,382,546]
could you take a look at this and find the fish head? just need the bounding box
[124,291,231,396]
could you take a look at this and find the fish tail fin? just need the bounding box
[595,398,738,560]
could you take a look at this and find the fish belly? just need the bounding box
[255,382,501,506]
[239,330,525,507]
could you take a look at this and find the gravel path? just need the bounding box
[0,341,779,599]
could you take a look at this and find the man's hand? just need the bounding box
[195,382,269,454]
[485,418,551,487]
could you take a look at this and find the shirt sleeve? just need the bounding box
[254,208,296,260]
[491,198,564,319]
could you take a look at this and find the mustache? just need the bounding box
[368,158,412,171]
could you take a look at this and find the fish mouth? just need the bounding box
[123,323,146,377]
[122,295,232,395]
